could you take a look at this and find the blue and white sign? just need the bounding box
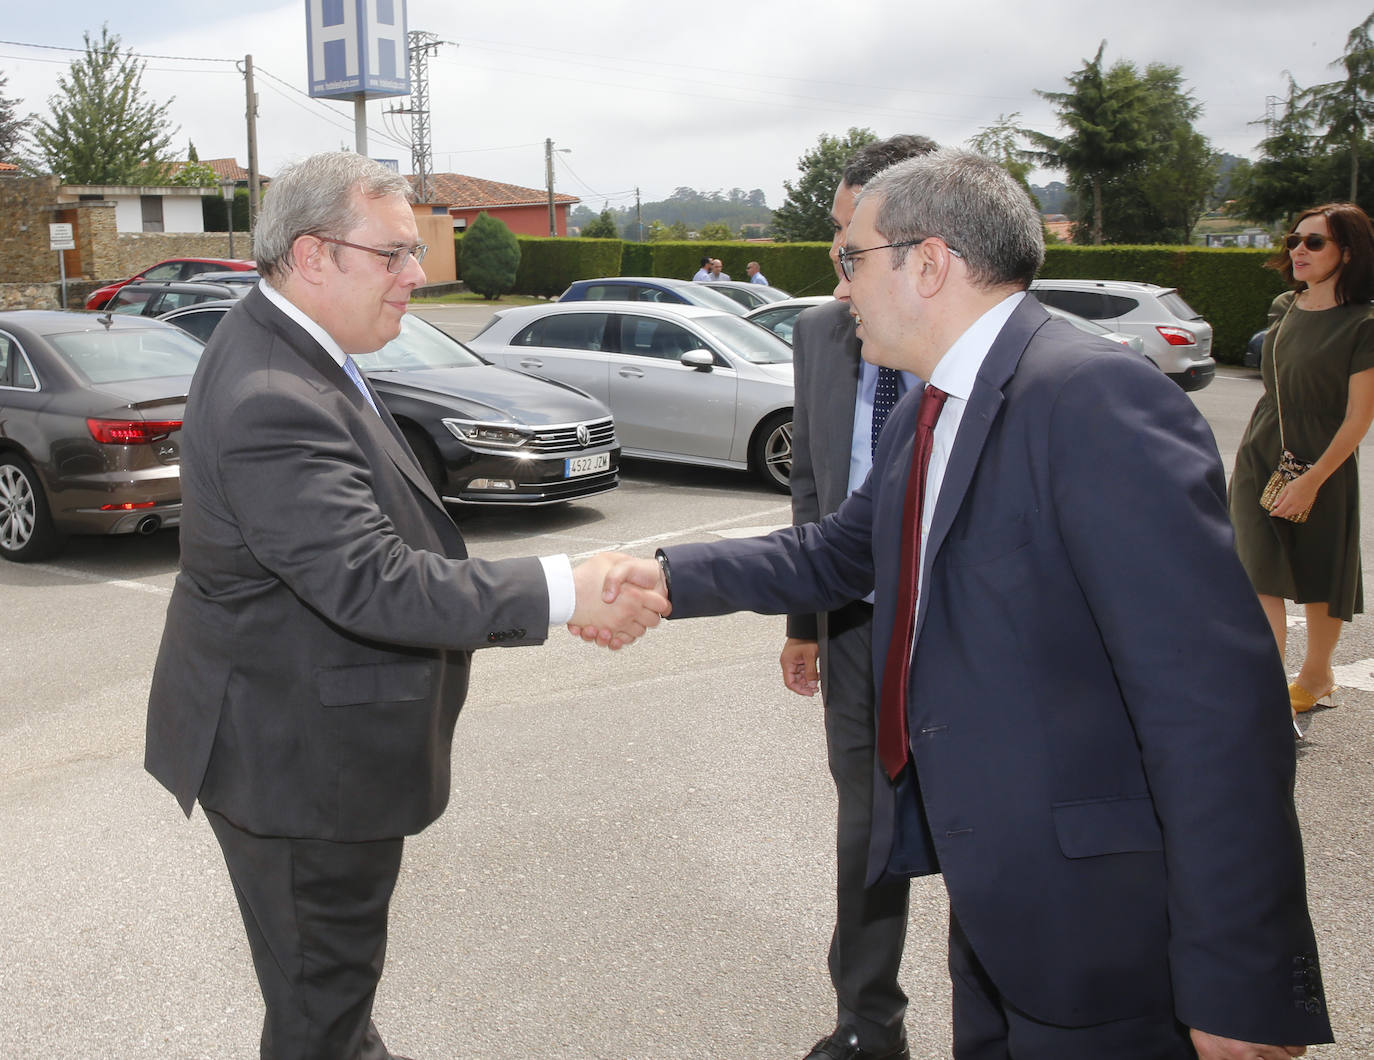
[305,0,410,100]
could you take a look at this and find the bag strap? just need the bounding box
[1271,297,1299,452]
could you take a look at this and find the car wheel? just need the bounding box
[751,410,793,493]
[400,427,446,495]
[0,453,61,562]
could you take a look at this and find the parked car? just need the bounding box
[1028,279,1215,390]
[84,257,256,310]
[1244,328,1266,369]
[0,310,205,561]
[157,302,620,505]
[102,280,253,318]
[557,276,751,316]
[1041,304,1148,358]
[470,301,795,491]
[699,279,792,310]
[745,296,835,344]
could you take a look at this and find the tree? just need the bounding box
[460,212,520,300]
[697,221,733,241]
[30,25,177,184]
[968,113,1036,192]
[0,70,30,163]
[1238,76,1320,226]
[1028,43,1151,244]
[771,127,877,242]
[1306,12,1374,202]
[581,208,618,238]
[1079,63,1218,244]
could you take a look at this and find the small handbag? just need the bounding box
[1258,302,1314,524]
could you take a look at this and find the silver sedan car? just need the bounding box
[470,301,794,491]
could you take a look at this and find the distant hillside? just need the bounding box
[1030,181,1073,216]
[571,186,773,240]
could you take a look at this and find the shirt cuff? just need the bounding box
[541,554,575,625]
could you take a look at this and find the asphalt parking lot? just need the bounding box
[0,307,1371,1057]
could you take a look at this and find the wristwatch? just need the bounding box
[653,549,672,602]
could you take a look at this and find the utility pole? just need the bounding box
[635,187,643,242]
[243,55,262,232]
[386,32,444,202]
[545,139,571,236]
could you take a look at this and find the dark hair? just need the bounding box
[842,134,939,189]
[1268,202,1374,304]
[700,256,711,268]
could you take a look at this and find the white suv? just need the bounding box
[1029,279,1215,391]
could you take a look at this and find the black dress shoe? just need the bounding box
[803,1025,910,1060]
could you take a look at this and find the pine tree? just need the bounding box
[0,70,29,163]
[30,25,177,184]
[460,212,520,300]
[581,208,618,238]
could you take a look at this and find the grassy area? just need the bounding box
[411,291,550,307]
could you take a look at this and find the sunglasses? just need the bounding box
[1285,233,1336,253]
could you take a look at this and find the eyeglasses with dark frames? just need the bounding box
[1285,232,1336,253]
[838,236,962,281]
[318,236,429,274]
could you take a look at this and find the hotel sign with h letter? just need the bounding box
[305,0,410,99]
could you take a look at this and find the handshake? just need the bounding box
[568,553,669,649]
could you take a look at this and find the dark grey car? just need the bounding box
[0,311,204,561]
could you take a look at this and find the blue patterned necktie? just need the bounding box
[341,355,380,415]
[871,365,901,457]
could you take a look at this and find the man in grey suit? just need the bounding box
[145,152,664,1060]
[781,134,936,1060]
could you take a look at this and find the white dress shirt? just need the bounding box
[258,280,577,623]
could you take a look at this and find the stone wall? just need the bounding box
[0,283,61,311]
[0,175,61,283]
[116,232,256,277]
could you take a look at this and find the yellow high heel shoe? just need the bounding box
[1289,682,1338,714]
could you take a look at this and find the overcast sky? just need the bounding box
[3,1,1371,213]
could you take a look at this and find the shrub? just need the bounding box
[459,212,520,300]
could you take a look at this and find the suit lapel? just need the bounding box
[915,297,1047,634]
[245,291,450,516]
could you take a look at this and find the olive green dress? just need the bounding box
[1229,291,1374,620]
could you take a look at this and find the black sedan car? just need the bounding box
[158,302,620,506]
[0,310,205,561]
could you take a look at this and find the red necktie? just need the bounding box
[878,383,948,780]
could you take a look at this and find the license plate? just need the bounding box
[565,452,610,478]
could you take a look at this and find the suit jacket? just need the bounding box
[146,287,550,842]
[785,299,863,674]
[662,296,1331,1043]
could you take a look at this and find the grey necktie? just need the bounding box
[341,355,380,414]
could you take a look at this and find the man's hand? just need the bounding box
[1190,1029,1306,1058]
[780,638,820,696]
[568,553,668,649]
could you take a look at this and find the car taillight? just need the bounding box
[87,418,182,444]
[1156,326,1197,346]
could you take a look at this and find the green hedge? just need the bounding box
[466,233,1290,364]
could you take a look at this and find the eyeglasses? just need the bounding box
[318,236,429,274]
[1285,232,1335,253]
[838,237,962,281]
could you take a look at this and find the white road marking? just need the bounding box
[1333,660,1374,692]
[568,504,791,559]
[24,563,171,595]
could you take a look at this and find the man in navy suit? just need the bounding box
[591,150,1330,1058]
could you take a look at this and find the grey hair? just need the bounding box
[858,148,1044,289]
[252,152,413,282]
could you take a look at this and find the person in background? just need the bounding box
[145,151,664,1060]
[781,133,937,1060]
[693,255,713,282]
[711,258,730,280]
[1228,201,1374,725]
[747,261,770,285]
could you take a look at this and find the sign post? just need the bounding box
[48,223,75,309]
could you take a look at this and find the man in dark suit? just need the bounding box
[782,134,935,1060]
[145,152,665,1060]
[595,150,1330,1057]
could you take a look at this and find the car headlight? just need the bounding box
[442,419,533,449]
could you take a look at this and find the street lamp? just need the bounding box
[221,180,237,258]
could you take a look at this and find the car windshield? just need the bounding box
[687,284,751,316]
[696,314,794,364]
[47,327,204,384]
[354,314,485,371]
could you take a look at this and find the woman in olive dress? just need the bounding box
[1230,202,1374,723]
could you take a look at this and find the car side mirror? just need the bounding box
[681,349,714,371]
